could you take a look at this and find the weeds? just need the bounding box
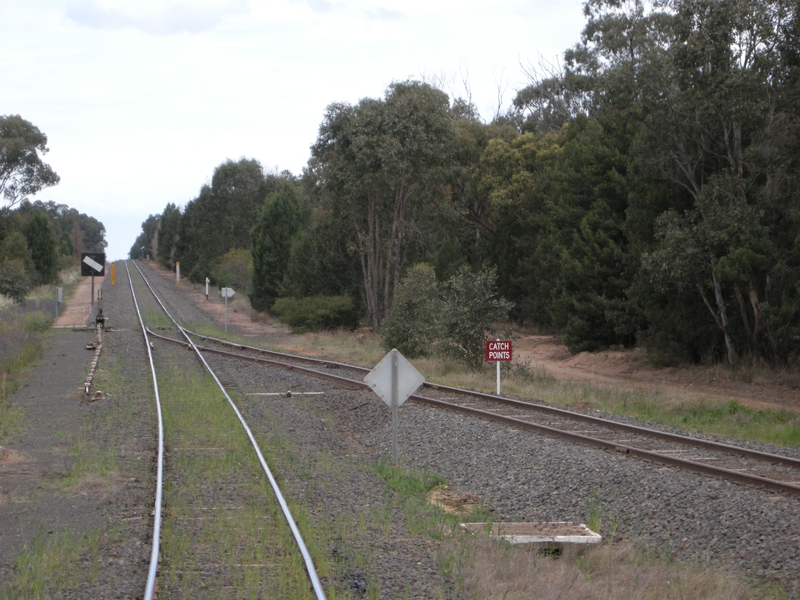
[0,299,55,435]
[584,491,618,540]
[156,360,326,598]
[452,535,776,600]
[4,526,105,599]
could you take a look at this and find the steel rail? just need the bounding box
[131,261,327,600]
[182,330,800,472]
[124,262,164,600]
[148,329,800,497]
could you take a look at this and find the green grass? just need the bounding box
[667,399,800,447]
[156,360,325,598]
[3,524,121,599]
[0,304,55,436]
[530,382,800,448]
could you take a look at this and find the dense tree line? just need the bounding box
[0,200,108,301]
[0,115,106,301]
[133,0,800,368]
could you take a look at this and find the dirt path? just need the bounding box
[514,334,799,411]
[56,275,105,328]
[140,261,799,413]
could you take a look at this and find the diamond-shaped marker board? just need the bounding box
[364,349,425,407]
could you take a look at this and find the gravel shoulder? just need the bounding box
[0,273,155,598]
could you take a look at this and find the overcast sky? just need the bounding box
[1,0,586,261]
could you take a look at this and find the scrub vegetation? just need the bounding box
[0,297,55,435]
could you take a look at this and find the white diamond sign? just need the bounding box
[83,255,103,273]
[364,349,424,408]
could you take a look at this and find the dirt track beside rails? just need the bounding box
[56,274,105,328]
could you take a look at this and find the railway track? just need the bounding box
[144,328,800,498]
[125,261,326,599]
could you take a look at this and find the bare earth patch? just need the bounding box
[427,488,480,515]
[515,334,799,411]
[56,274,104,328]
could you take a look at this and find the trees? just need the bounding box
[23,212,57,284]
[492,0,800,365]
[249,184,304,312]
[156,203,181,268]
[309,81,456,329]
[170,160,290,282]
[0,115,60,208]
[129,214,159,259]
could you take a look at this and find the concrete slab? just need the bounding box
[460,522,602,545]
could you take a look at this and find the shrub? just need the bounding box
[0,259,33,303]
[271,295,360,332]
[380,264,442,357]
[438,266,513,369]
[380,264,513,368]
[25,311,52,332]
[211,249,253,296]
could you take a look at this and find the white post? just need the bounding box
[391,348,398,464]
[176,262,180,284]
[224,294,228,333]
[205,277,209,300]
[496,338,501,395]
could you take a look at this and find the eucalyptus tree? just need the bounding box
[171,160,289,282]
[249,184,304,312]
[543,0,800,364]
[156,203,181,268]
[309,81,456,329]
[0,115,60,209]
[23,212,57,284]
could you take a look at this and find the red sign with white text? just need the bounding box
[485,340,512,362]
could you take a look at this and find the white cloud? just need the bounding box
[65,0,249,34]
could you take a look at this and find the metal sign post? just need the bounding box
[485,339,513,394]
[82,253,105,313]
[364,349,424,464]
[391,350,399,463]
[55,287,63,320]
[220,287,235,332]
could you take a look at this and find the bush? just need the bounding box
[211,249,253,296]
[380,264,442,357]
[380,264,513,368]
[0,259,33,303]
[271,295,360,332]
[437,266,513,369]
[25,311,52,332]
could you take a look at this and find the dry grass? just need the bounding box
[712,362,800,390]
[291,327,386,367]
[453,536,765,600]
